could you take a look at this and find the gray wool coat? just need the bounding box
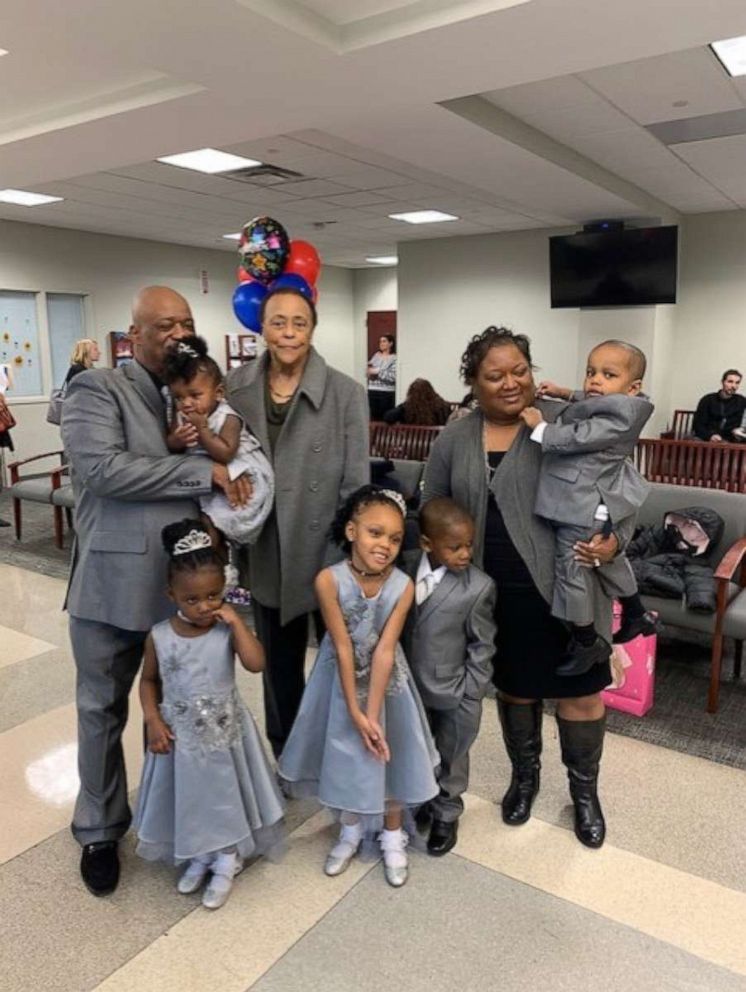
[226,346,369,624]
[422,402,635,640]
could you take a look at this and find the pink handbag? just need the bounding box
[601,602,657,717]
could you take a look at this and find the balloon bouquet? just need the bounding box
[232,216,321,332]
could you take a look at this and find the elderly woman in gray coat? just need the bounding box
[226,288,369,757]
[423,327,634,849]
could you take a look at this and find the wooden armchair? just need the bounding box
[8,451,75,549]
[660,410,695,439]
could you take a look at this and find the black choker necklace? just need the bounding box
[348,559,390,579]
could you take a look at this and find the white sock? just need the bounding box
[380,828,407,867]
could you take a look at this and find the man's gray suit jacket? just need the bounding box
[61,360,213,632]
[534,392,653,529]
[401,550,496,711]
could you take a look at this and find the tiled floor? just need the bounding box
[2,561,746,992]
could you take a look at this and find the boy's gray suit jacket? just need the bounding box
[401,550,496,711]
[61,361,213,631]
[534,392,653,528]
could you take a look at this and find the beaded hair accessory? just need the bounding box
[172,529,212,556]
[176,341,199,358]
[379,488,407,517]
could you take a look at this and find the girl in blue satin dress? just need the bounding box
[279,486,438,888]
[134,519,284,910]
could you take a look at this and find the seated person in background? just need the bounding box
[521,340,660,677]
[447,391,478,423]
[383,378,451,426]
[692,369,746,442]
[730,407,746,443]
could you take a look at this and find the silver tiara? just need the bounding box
[176,341,199,358]
[380,489,407,516]
[172,529,212,556]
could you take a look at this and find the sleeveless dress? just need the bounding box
[134,620,285,865]
[278,561,438,825]
[186,398,274,545]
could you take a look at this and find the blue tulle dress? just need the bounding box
[278,561,438,827]
[134,620,285,865]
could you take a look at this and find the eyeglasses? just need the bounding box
[265,317,311,332]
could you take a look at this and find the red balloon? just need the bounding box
[284,240,321,286]
[236,266,253,284]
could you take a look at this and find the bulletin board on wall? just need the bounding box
[0,290,43,396]
[226,333,257,370]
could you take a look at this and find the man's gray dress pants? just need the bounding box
[69,616,148,846]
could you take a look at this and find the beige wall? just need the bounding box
[0,220,355,463]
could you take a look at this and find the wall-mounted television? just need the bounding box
[549,225,678,308]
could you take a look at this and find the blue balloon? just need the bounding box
[270,272,313,300]
[232,280,268,332]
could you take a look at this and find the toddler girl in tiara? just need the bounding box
[134,519,285,909]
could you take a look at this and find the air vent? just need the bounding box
[222,164,305,186]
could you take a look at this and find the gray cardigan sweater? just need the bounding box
[422,402,635,638]
[226,347,369,624]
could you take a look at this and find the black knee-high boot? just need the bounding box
[497,699,542,825]
[556,714,606,849]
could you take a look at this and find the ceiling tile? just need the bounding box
[580,46,745,126]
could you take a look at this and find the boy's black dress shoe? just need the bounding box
[556,635,611,677]
[427,819,458,856]
[80,842,120,896]
[612,611,662,644]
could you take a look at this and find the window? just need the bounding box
[47,293,86,389]
[0,291,42,397]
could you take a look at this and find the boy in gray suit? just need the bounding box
[521,339,659,677]
[402,498,496,856]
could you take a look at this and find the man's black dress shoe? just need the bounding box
[427,819,458,857]
[80,842,120,896]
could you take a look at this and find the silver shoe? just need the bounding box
[324,826,362,877]
[380,829,409,889]
[201,854,244,910]
[177,856,213,895]
[383,862,408,888]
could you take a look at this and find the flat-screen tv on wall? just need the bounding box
[549,225,678,308]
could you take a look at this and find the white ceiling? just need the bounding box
[2,0,746,266]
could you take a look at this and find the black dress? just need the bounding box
[485,452,611,700]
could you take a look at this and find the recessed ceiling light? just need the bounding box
[222,232,242,241]
[365,256,398,265]
[710,35,746,77]
[0,189,63,206]
[0,49,8,57]
[388,210,458,224]
[157,148,262,174]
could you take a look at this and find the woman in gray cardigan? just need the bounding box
[423,327,632,849]
[226,288,369,757]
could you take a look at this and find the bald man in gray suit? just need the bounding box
[62,286,246,896]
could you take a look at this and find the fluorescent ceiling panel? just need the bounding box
[365,255,398,264]
[388,209,458,223]
[0,189,63,206]
[710,35,746,77]
[157,148,262,174]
